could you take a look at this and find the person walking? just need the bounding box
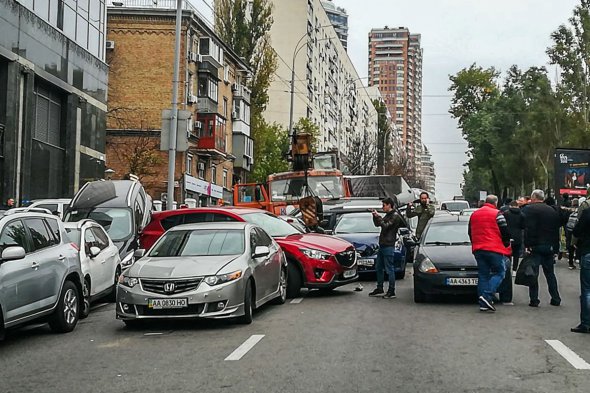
[406,191,435,239]
[369,197,405,299]
[468,195,511,312]
[522,189,562,307]
[565,198,580,270]
[571,204,590,333]
[497,200,524,304]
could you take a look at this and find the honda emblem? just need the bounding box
[164,282,175,293]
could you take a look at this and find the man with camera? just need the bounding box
[406,191,436,239]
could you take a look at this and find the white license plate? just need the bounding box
[148,298,188,309]
[343,269,357,278]
[358,259,374,267]
[446,277,478,286]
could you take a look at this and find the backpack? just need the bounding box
[566,211,578,232]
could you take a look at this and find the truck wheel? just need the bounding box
[286,261,302,298]
[49,281,80,333]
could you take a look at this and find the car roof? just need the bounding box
[152,206,263,219]
[31,198,71,203]
[431,215,470,223]
[0,210,60,220]
[169,221,251,231]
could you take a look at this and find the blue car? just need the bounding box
[329,209,415,279]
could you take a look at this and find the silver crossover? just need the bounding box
[116,222,287,325]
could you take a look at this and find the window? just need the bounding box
[186,154,193,175]
[45,218,61,245]
[223,97,228,118]
[211,165,217,185]
[250,229,259,250]
[25,219,53,251]
[255,228,273,247]
[161,215,184,231]
[183,213,207,224]
[197,161,205,179]
[37,204,58,215]
[92,227,110,250]
[0,220,30,253]
[223,169,228,189]
[34,84,64,147]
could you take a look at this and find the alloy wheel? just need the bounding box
[279,268,287,301]
[63,288,78,325]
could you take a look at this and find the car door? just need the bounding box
[252,228,279,299]
[91,225,119,293]
[23,218,66,310]
[0,219,38,323]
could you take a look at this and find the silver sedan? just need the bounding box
[116,222,287,325]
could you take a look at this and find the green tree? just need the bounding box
[294,117,320,151]
[250,118,290,182]
[372,99,392,174]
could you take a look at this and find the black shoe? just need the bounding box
[529,300,540,307]
[550,299,561,306]
[569,264,576,270]
[383,291,396,299]
[479,296,496,311]
[571,325,590,334]
[369,288,385,297]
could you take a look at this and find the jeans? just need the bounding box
[580,253,590,327]
[529,245,561,304]
[498,257,513,302]
[474,250,506,306]
[375,246,396,292]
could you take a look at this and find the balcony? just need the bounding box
[199,37,223,69]
[233,134,254,171]
[198,61,220,78]
[197,97,218,114]
[232,84,251,103]
[195,114,226,157]
[232,120,250,137]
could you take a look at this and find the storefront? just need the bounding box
[185,174,224,206]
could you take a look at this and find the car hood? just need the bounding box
[421,245,476,268]
[334,233,380,255]
[127,255,241,278]
[276,233,353,253]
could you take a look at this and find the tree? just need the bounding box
[250,118,290,182]
[372,99,392,174]
[294,117,320,151]
[343,134,377,175]
[107,132,165,185]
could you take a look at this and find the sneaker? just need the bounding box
[479,307,491,312]
[571,325,590,334]
[550,299,561,306]
[512,271,516,277]
[501,302,515,306]
[569,265,576,270]
[479,296,496,311]
[529,300,540,307]
[383,291,396,299]
[369,288,385,297]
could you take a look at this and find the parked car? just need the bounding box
[278,215,310,233]
[459,208,477,217]
[413,215,477,303]
[65,180,152,268]
[0,209,83,339]
[140,207,358,297]
[64,220,122,318]
[329,209,415,279]
[117,222,287,325]
[27,199,71,219]
[439,200,470,214]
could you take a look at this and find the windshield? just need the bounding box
[334,212,382,234]
[149,229,245,257]
[66,208,133,242]
[270,175,344,201]
[241,212,301,237]
[423,221,471,245]
[441,202,470,212]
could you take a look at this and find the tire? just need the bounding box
[286,261,302,299]
[238,280,253,324]
[108,267,121,302]
[80,278,91,319]
[48,281,80,333]
[413,287,428,303]
[271,266,288,305]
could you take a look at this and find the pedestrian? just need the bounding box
[577,187,590,216]
[571,203,590,334]
[504,199,525,271]
[406,191,435,239]
[522,189,562,307]
[468,195,511,312]
[1,198,15,210]
[369,197,405,299]
[562,193,572,208]
[565,198,580,270]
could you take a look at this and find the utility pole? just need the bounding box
[166,0,183,210]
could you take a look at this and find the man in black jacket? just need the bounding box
[370,197,404,299]
[572,205,590,333]
[497,200,524,304]
[523,189,562,307]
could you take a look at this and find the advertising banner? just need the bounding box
[554,148,590,197]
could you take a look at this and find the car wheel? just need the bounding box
[80,278,91,319]
[286,261,302,298]
[271,266,288,305]
[413,287,428,303]
[48,280,80,333]
[108,267,121,302]
[238,280,254,324]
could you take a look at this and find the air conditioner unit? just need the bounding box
[231,83,238,92]
[194,121,203,130]
[197,54,204,63]
[106,40,115,50]
[231,111,238,120]
[188,95,198,103]
[188,51,198,63]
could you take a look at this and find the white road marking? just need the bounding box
[290,297,304,304]
[545,340,590,370]
[143,332,164,336]
[225,335,265,361]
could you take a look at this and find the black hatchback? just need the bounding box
[413,215,478,303]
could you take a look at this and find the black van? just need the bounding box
[64,180,152,267]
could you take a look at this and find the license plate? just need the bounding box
[343,269,357,278]
[446,277,478,286]
[358,259,374,267]
[148,298,188,309]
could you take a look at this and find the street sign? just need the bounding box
[479,191,487,201]
[160,110,192,152]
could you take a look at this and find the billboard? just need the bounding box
[554,148,590,197]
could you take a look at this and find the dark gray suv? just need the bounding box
[0,209,83,339]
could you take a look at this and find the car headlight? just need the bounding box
[121,252,134,267]
[204,270,242,286]
[418,257,439,273]
[301,248,332,260]
[118,274,139,288]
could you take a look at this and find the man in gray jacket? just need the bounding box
[407,192,435,239]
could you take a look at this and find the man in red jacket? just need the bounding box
[468,195,512,312]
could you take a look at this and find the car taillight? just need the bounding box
[70,243,79,251]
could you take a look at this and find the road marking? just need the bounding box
[545,340,590,370]
[144,332,164,336]
[225,335,265,361]
[290,297,304,304]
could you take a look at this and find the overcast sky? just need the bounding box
[334,0,579,200]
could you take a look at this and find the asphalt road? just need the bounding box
[1,261,589,393]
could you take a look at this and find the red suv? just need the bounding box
[140,207,358,297]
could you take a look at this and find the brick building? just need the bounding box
[106,1,252,206]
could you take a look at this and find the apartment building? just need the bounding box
[0,0,109,204]
[106,1,252,206]
[420,144,436,195]
[266,0,378,160]
[321,0,348,51]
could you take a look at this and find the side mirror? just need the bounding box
[253,246,270,259]
[89,246,101,258]
[133,249,146,259]
[1,246,26,262]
